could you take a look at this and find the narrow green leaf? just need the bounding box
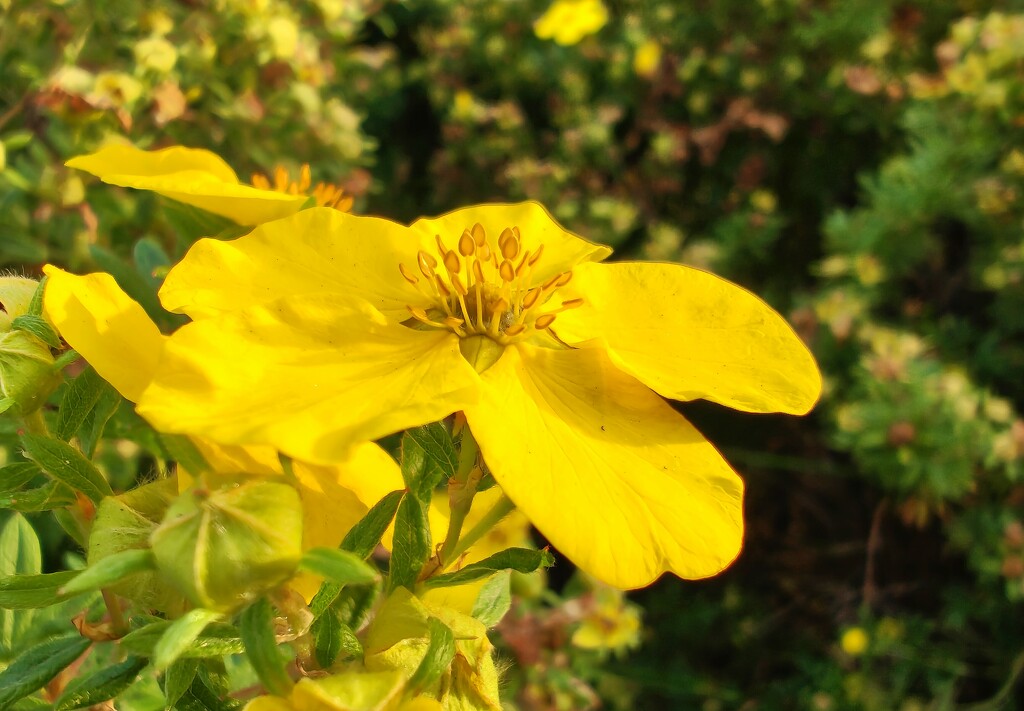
[21,434,112,504]
[401,423,457,501]
[299,548,380,587]
[340,489,404,560]
[177,663,242,711]
[312,610,342,668]
[0,463,43,495]
[11,314,60,349]
[153,609,222,671]
[0,635,91,708]
[53,655,147,711]
[88,245,167,328]
[0,481,77,512]
[157,434,209,475]
[470,570,512,628]
[239,598,293,697]
[407,618,456,694]
[334,582,379,631]
[120,620,243,659]
[25,277,46,317]
[162,658,199,710]
[58,549,155,596]
[0,513,41,650]
[133,237,171,291]
[78,387,120,459]
[387,494,431,593]
[0,570,77,608]
[425,548,555,588]
[56,367,107,441]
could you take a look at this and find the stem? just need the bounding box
[444,493,516,565]
[101,589,127,636]
[437,427,481,568]
[21,408,49,436]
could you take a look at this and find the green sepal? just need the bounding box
[407,617,456,694]
[11,314,61,349]
[470,570,512,628]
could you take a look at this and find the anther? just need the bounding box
[561,297,584,309]
[458,230,476,257]
[399,263,419,284]
[471,223,486,246]
[499,260,516,283]
[501,233,519,260]
[534,314,557,330]
[443,250,461,275]
[478,242,492,261]
[512,226,521,240]
[433,275,451,298]
[528,244,545,266]
[555,271,573,287]
[504,323,526,337]
[299,164,312,192]
[522,288,541,310]
[417,250,437,277]
[443,316,465,330]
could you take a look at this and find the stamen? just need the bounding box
[555,272,573,287]
[299,164,312,192]
[443,250,461,275]
[529,244,545,266]
[458,230,476,257]
[521,288,541,310]
[433,275,451,298]
[504,323,526,337]
[472,260,485,285]
[451,273,469,297]
[408,305,447,329]
[471,223,486,246]
[534,314,557,330]
[499,260,516,283]
[488,298,508,334]
[399,263,419,284]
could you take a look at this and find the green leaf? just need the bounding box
[0,513,41,651]
[408,618,456,694]
[88,245,167,329]
[312,610,342,669]
[0,481,77,512]
[78,386,120,459]
[340,489,404,559]
[157,434,209,475]
[387,494,431,593]
[58,549,156,596]
[0,635,91,708]
[425,548,555,588]
[21,434,112,504]
[25,277,46,318]
[0,570,77,608]
[162,658,198,710]
[0,463,44,495]
[153,609,223,671]
[239,598,293,697]
[401,423,457,502]
[470,570,512,628]
[174,663,242,711]
[56,367,108,441]
[299,548,380,587]
[10,314,61,349]
[120,620,244,659]
[133,237,171,291]
[53,656,147,711]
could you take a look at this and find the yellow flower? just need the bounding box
[134,36,178,74]
[534,0,608,46]
[134,203,821,589]
[571,586,643,653]
[840,627,870,656]
[633,40,663,78]
[41,266,403,599]
[65,143,350,225]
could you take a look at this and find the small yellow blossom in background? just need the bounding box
[749,189,778,214]
[66,143,351,225]
[89,72,143,109]
[571,586,643,654]
[840,627,870,656]
[633,39,662,78]
[534,0,608,46]
[265,15,299,60]
[0,140,5,172]
[134,35,178,74]
[131,202,821,588]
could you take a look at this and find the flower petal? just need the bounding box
[66,144,307,225]
[409,202,612,285]
[464,343,744,589]
[159,208,433,321]
[136,294,479,464]
[42,266,165,402]
[555,261,822,415]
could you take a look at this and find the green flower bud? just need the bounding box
[150,478,303,612]
[88,477,184,614]
[0,277,60,416]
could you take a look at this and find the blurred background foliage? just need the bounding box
[2,0,1024,708]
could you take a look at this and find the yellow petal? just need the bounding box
[464,344,744,589]
[158,208,432,321]
[66,144,307,225]
[410,202,611,286]
[42,266,165,402]
[136,294,479,464]
[556,261,822,415]
[190,439,283,477]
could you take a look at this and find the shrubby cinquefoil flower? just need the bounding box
[67,143,350,225]
[133,203,821,588]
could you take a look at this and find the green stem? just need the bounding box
[437,427,481,568]
[102,589,128,637]
[21,408,49,436]
[445,493,516,564]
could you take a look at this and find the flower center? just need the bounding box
[398,222,583,344]
[250,164,353,211]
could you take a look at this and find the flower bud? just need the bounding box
[0,277,60,416]
[150,478,303,612]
